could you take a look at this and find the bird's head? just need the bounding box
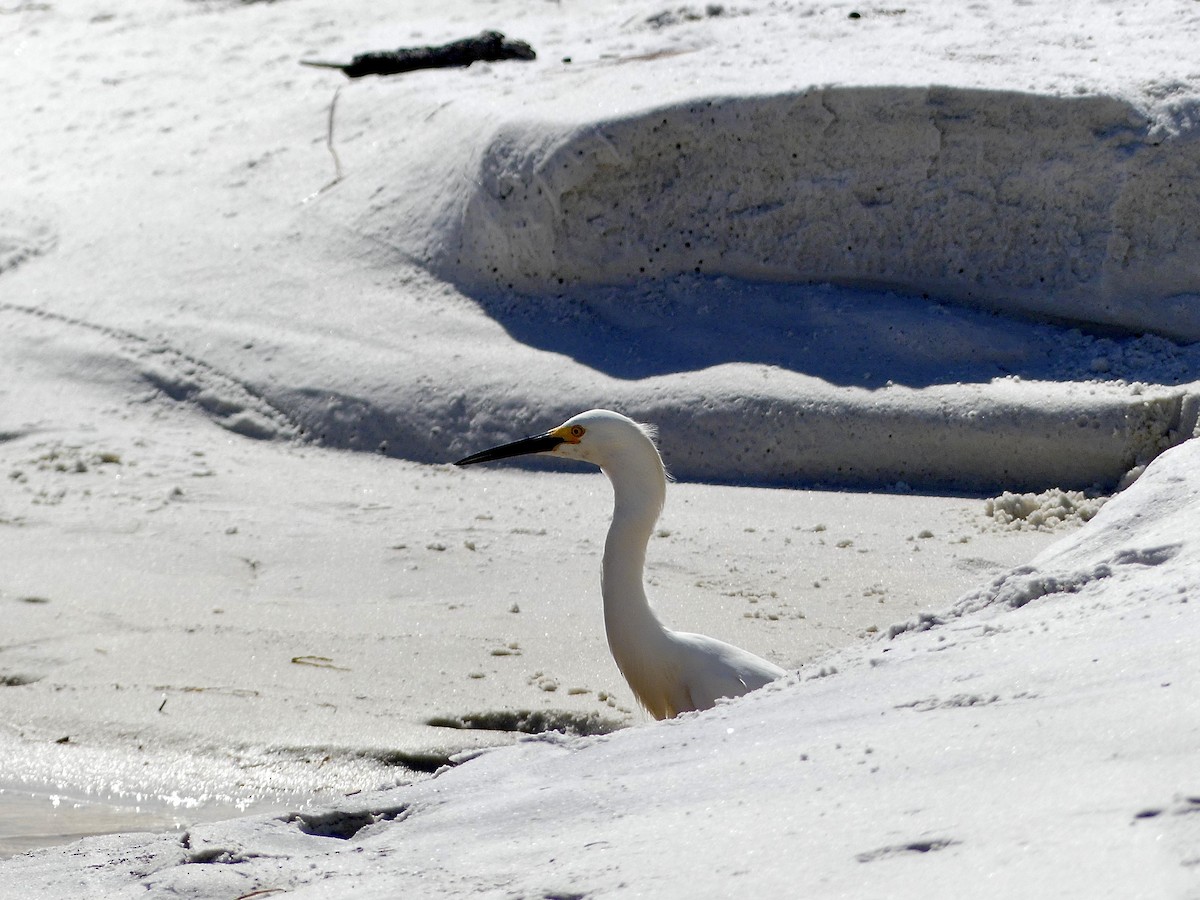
[455,408,659,470]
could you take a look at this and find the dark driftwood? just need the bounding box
[301,30,536,79]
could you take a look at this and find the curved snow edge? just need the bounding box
[428,86,1200,340]
[888,434,1200,637]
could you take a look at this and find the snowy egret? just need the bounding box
[455,409,786,719]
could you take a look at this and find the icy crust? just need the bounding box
[439,88,1200,339]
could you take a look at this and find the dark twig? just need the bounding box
[323,85,343,187]
[303,85,344,202]
[301,30,536,79]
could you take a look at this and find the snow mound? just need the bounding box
[316,80,1200,489]
[984,489,1106,530]
[438,88,1200,339]
[7,432,1198,898]
[894,435,1197,636]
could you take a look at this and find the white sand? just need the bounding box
[1,0,1198,895]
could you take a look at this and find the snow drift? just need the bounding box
[6,422,1197,900]
[439,88,1200,341]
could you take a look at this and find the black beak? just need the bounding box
[455,431,565,466]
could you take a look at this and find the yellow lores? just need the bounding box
[553,423,586,444]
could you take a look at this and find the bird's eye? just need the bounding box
[569,425,585,440]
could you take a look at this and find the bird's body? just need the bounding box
[456,409,786,719]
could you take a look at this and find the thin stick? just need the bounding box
[304,86,344,202]
[325,85,344,185]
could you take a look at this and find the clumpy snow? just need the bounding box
[984,488,1106,530]
[2,0,1199,895]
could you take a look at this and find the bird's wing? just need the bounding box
[669,632,785,712]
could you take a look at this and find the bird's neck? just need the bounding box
[600,444,670,670]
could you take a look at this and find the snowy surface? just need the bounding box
[4,439,1198,897]
[1,0,1199,895]
[3,0,1199,488]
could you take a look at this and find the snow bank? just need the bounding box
[4,0,1198,491]
[940,432,1200,621]
[295,0,1200,488]
[580,374,1193,490]
[6,418,1197,899]
[320,2,1200,341]
[3,0,1200,886]
[442,89,1200,340]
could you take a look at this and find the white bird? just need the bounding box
[456,408,786,719]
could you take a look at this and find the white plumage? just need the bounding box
[456,408,786,719]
